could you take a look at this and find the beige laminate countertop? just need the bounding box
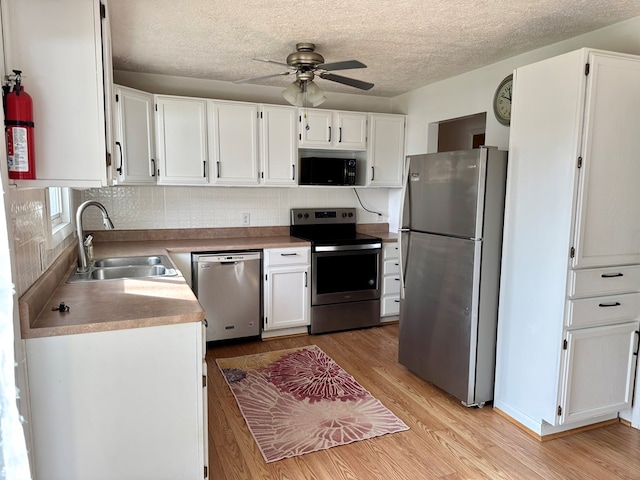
[20,235,310,339]
[20,224,395,340]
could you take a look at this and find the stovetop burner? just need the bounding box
[290,208,382,247]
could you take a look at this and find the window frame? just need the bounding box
[45,187,74,248]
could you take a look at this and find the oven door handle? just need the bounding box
[314,243,382,252]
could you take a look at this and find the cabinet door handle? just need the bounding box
[601,273,623,278]
[216,161,220,178]
[292,164,295,181]
[634,331,640,356]
[339,127,342,143]
[304,271,308,287]
[150,158,156,177]
[328,126,332,142]
[394,299,400,303]
[203,161,206,178]
[280,253,298,256]
[598,302,621,307]
[115,141,123,175]
[371,166,375,181]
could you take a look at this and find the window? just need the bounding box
[46,187,74,248]
[48,187,63,229]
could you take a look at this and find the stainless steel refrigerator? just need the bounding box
[398,147,507,407]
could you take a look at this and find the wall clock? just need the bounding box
[493,74,513,126]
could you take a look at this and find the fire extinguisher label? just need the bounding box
[7,126,29,172]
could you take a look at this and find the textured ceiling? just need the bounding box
[109,0,640,97]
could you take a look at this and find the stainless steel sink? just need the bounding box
[93,255,164,267]
[68,255,178,283]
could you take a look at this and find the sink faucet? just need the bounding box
[76,200,114,272]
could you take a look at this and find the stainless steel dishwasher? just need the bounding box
[192,251,262,342]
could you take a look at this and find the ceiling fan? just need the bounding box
[234,42,374,106]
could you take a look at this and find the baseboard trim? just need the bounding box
[494,407,620,441]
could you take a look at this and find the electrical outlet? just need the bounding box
[242,213,250,226]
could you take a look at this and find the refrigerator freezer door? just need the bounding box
[406,149,486,239]
[399,231,481,404]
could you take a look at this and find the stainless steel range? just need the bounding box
[290,208,382,334]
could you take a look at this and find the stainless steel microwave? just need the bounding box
[299,157,356,185]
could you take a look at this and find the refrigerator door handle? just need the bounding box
[398,157,411,300]
[398,228,410,299]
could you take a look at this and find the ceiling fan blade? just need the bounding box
[320,60,367,72]
[233,71,292,84]
[319,73,374,90]
[253,58,291,68]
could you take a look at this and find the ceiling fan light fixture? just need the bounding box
[282,81,302,105]
[282,80,326,107]
[306,80,326,107]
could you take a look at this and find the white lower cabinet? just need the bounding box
[26,322,207,480]
[381,241,400,321]
[559,322,638,425]
[263,247,310,337]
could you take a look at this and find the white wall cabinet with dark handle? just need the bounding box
[113,85,156,185]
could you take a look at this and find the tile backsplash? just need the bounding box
[79,186,391,231]
[9,186,79,296]
[10,184,391,297]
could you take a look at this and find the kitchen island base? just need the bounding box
[25,322,207,480]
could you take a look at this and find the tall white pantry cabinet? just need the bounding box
[494,49,640,437]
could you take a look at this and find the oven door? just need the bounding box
[312,244,381,305]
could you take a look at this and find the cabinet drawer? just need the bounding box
[264,248,310,267]
[570,266,640,297]
[567,293,640,328]
[383,276,401,295]
[383,242,399,260]
[383,259,400,275]
[381,296,400,317]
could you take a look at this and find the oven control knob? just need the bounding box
[297,213,302,219]
[304,213,309,218]
[348,212,354,217]
[368,278,375,286]
[342,212,347,218]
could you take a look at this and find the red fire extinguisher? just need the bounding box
[4,70,36,180]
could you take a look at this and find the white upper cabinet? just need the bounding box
[366,114,405,187]
[155,95,209,185]
[209,101,259,185]
[298,109,367,150]
[572,54,640,268]
[5,0,111,187]
[259,105,297,186]
[113,85,156,185]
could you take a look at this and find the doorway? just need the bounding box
[437,112,487,152]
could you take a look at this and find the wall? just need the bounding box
[392,16,640,154]
[385,15,640,232]
[79,186,390,231]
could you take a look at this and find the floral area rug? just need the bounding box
[216,345,409,463]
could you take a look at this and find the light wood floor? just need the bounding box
[206,324,640,479]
